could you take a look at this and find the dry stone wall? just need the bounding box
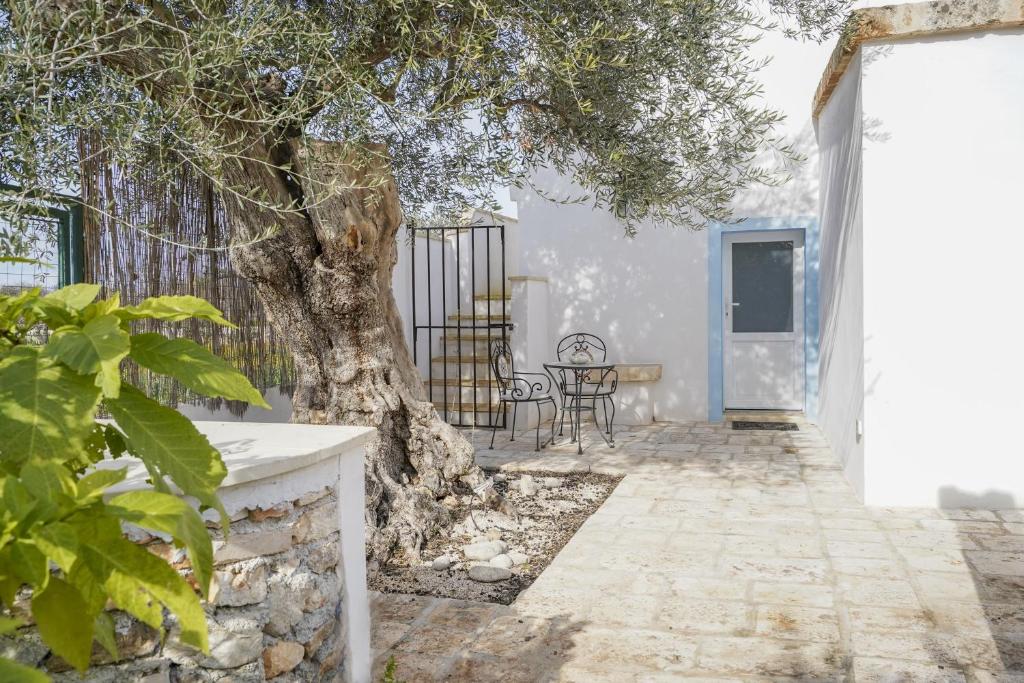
[3,487,345,682]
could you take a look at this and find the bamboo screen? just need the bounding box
[78,136,294,415]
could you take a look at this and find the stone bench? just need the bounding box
[612,363,663,424]
[10,422,375,683]
[614,363,663,384]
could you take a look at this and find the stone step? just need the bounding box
[426,379,500,402]
[446,313,511,322]
[472,295,512,316]
[432,400,500,412]
[442,332,503,341]
[434,337,497,355]
[425,378,500,387]
[431,355,492,364]
[425,362,494,382]
[433,401,504,426]
[428,385,500,404]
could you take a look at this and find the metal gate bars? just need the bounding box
[409,224,510,428]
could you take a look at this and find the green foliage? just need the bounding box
[0,0,849,252]
[381,656,404,683]
[0,284,269,680]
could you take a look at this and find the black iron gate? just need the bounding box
[410,224,510,428]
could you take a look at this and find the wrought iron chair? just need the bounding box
[489,340,558,451]
[551,333,618,440]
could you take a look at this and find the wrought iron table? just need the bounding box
[544,360,617,455]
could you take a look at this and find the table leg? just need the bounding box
[575,370,583,455]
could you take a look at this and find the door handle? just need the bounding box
[730,302,741,307]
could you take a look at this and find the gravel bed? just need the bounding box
[369,470,622,604]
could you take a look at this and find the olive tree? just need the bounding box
[0,0,846,566]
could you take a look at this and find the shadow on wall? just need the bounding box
[731,121,820,219]
[529,216,707,419]
[942,487,1024,675]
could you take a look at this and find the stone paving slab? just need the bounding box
[372,418,1024,682]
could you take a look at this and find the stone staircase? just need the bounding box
[426,292,512,427]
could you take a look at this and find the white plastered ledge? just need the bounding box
[103,422,375,496]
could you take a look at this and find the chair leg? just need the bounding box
[548,399,557,446]
[557,399,566,436]
[608,397,616,446]
[535,402,542,451]
[602,397,611,433]
[510,403,518,441]
[568,398,576,442]
[489,402,501,450]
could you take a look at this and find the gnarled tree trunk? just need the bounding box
[221,137,489,571]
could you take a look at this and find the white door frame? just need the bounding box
[723,230,805,411]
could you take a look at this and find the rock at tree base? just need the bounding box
[468,565,512,583]
[509,552,530,566]
[489,554,514,569]
[518,475,540,496]
[462,540,508,561]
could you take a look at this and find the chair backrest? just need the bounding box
[489,339,515,393]
[556,333,607,363]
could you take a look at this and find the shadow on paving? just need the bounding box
[371,593,588,682]
[941,487,1024,678]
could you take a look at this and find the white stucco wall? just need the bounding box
[513,166,710,422]
[816,54,866,498]
[855,28,1024,508]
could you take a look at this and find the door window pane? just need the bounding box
[732,241,794,333]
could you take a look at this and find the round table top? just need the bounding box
[543,360,617,370]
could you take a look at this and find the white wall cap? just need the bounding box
[100,422,375,496]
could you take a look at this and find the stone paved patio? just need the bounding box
[371,417,1024,682]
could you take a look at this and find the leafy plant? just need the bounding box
[0,270,270,680]
[381,656,404,683]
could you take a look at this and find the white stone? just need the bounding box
[265,581,305,637]
[138,672,170,683]
[463,540,508,561]
[307,540,339,574]
[542,477,561,489]
[518,475,540,496]
[209,564,268,607]
[509,552,530,566]
[490,554,514,569]
[468,564,512,583]
[213,529,292,565]
[432,556,452,571]
[165,623,262,669]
